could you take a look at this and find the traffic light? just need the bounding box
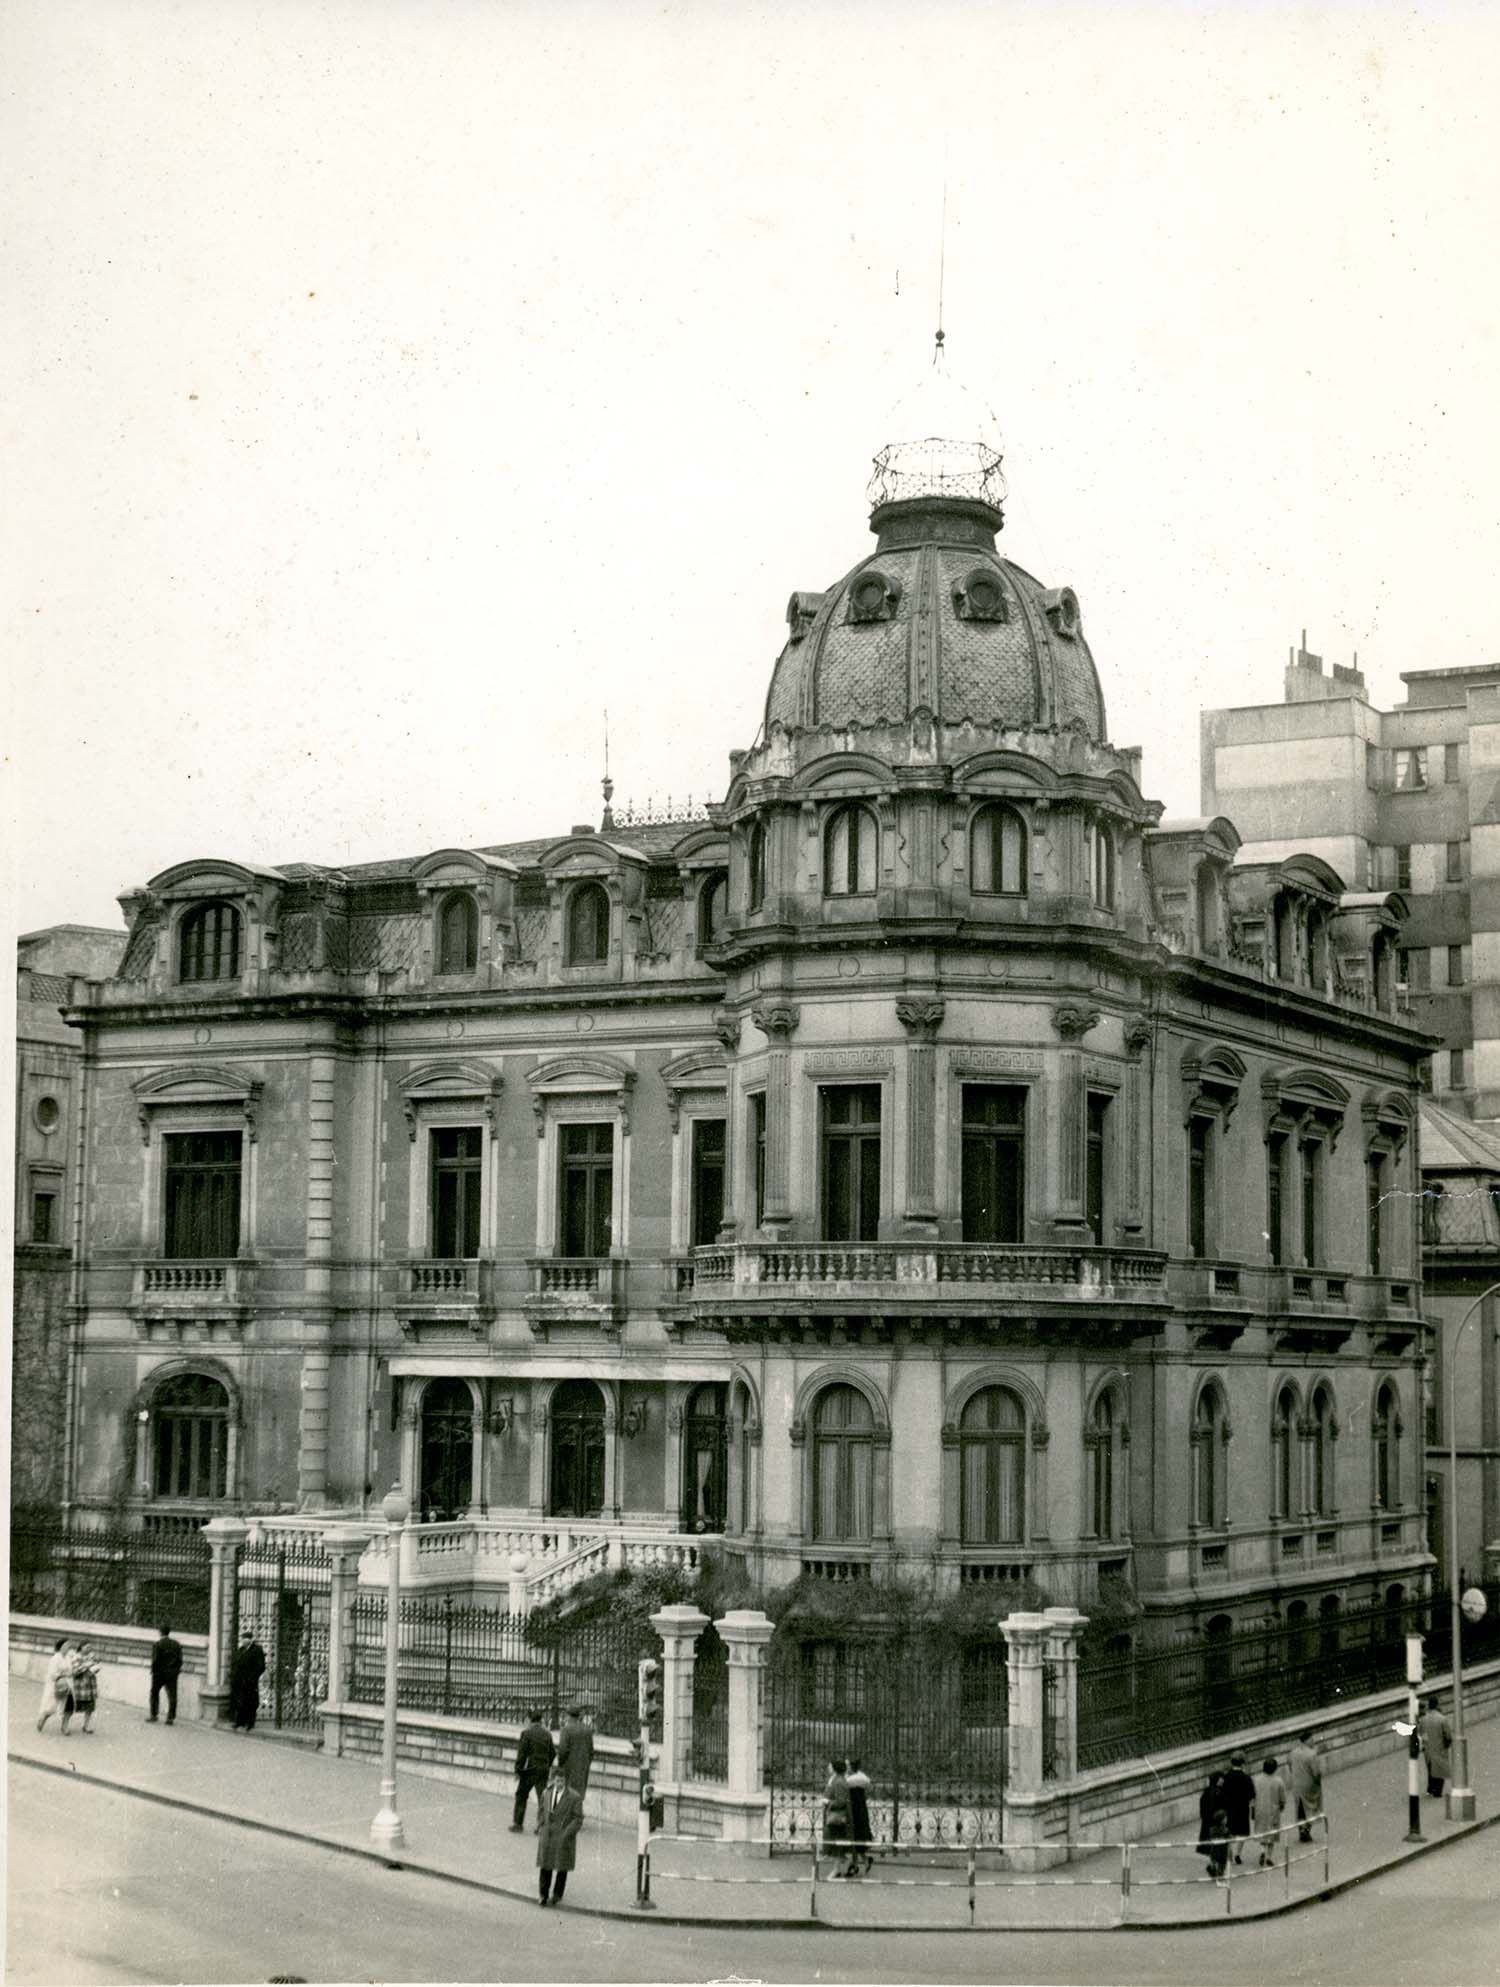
[637,1656,662,1724]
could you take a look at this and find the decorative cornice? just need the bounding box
[1052,1003,1101,1042]
[712,1007,740,1052]
[896,996,946,1041]
[1124,1017,1152,1059]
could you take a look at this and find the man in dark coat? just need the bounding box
[510,1708,556,1831]
[535,1761,584,1907]
[148,1626,183,1725]
[229,1631,268,1731]
[557,1705,594,1799]
[1221,1751,1256,1865]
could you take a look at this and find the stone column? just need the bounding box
[897,997,944,1235]
[1122,1018,1151,1231]
[752,1003,799,1231]
[651,1602,710,1788]
[199,1516,248,1724]
[718,1608,775,1841]
[999,1611,1063,1869]
[1050,1005,1100,1233]
[320,1525,368,1754]
[1041,1606,1089,1784]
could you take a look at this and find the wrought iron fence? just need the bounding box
[690,1622,729,1781]
[346,1593,656,1739]
[1076,1588,1500,1772]
[10,1520,211,1634]
[235,1531,332,1733]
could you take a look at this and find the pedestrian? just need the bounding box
[1287,1731,1323,1843]
[148,1625,183,1725]
[511,1706,556,1832]
[70,1643,100,1735]
[844,1755,873,1877]
[228,1628,267,1731]
[557,1704,594,1801]
[1196,1769,1231,1880]
[1251,1755,1287,1867]
[823,1758,853,1874]
[1221,1751,1255,1865]
[36,1638,74,1734]
[1419,1697,1453,1797]
[534,1759,584,1908]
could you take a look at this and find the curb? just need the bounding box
[9,1748,1494,1936]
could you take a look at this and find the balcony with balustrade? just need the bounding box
[524,1256,626,1336]
[387,1258,495,1336]
[130,1258,256,1337]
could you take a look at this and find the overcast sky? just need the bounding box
[8,0,1500,935]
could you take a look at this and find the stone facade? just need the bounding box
[53,434,1434,1642]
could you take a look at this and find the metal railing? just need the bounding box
[10,1520,211,1634]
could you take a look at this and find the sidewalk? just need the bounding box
[8,1690,1497,1932]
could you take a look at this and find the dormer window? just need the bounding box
[565,882,610,965]
[178,901,242,984]
[1090,822,1116,911]
[954,568,1008,623]
[698,870,729,949]
[970,803,1027,897]
[436,891,478,976]
[1044,587,1081,639]
[824,804,878,897]
[847,569,900,625]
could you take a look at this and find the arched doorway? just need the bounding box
[418,1378,475,1521]
[681,1384,727,1533]
[550,1379,606,1517]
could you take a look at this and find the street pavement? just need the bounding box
[9,1767,1500,1987]
[6,1687,1499,1934]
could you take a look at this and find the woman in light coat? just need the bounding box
[36,1639,73,1733]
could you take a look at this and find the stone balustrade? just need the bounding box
[689,1241,1167,1296]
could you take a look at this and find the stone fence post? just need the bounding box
[1000,1610,1062,1869]
[199,1516,248,1724]
[507,1552,530,1617]
[1042,1606,1089,1784]
[320,1526,368,1755]
[718,1608,775,1841]
[651,1602,709,1787]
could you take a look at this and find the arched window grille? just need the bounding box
[1086,1389,1121,1540]
[958,1385,1026,1545]
[681,1382,728,1533]
[1193,1386,1227,1528]
[1310,1386,1335,1517]
[549,1378,606,1517]
[698,870,729,949]
[824,805,878,897]
[151,1374,230,1500]
[418,1376,474,1522]
[436,891,478,975]
[970,804,1027,897]
[178,901,242,983]
[747,822,767,912]
[1090,823,1116,911]
[565,883,610,965]
[1374,1383,1401,1510]
[810,1384,875,1543]
[1272,1386,1298,1520]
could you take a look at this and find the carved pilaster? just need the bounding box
[897,997,944,1228]
[752,1004,799,1229]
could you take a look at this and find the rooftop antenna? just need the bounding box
[600,710,615,831]
[934,155,948,365]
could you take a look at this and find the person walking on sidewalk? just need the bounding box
[1251,1755,1287,1867]
[844,1757,873,1877]
[70,1643,100,1735]
[148,1625,183,1725]
[1221,1751,1255,1865]
[229,1630,267,1731]
[1287,1732,1323,1842]
[557,1705,594,1800]
[511,1708,556,1832]
[1419,1697,1453,1797]
[36,1639,74,1734]
[535,1760,584,1908]
[823,1758,853,1874]
[1196,1770,1231,1880]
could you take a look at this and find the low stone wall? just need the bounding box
[1051,1657,1500,1849]
[10,1613,208,1721]
[322,1702,642,1829]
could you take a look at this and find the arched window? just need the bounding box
[1193,1385,1227,1529]
[810,1384,875,1543]
[1090,822,1116,911]
[747,822,767,912]
[1272,1386,1299,1520]
[1310,1386,1335,1516]
[549,1378,606,1517]
[970,804,1027,897]
[733,1381,756,1534]
[1374,1382,1401,1510]
[565,882,610,965]
[824,805,878,897]
[152,1373,230,1500]
[178,901,242,983]
[958,1385,1027,1545]
[1086,1389,1123,1540]
[698,870,729,949]
[436,891,478,975]
[418,1376,474,1522]
[681,1382,728,1533]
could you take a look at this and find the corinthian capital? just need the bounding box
[752,1002,801,1041]
[896,996,946,1041]
[1052,1002,1102,1041]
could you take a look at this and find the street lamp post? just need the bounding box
[1444,1280,1500,1823]
[370,1484,411,1850]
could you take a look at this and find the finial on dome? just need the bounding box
[600,711,615,831]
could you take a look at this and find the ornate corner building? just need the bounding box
[54,416,1436,1640]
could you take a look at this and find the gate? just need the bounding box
[235,1530,332,1733]
[765,1634,1007,1850]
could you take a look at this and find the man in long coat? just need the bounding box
[1419,1698,1453,1796]
[557,1705,594,1798]
[229,1630,268,1731]
[535,1761,584,1907]
[511,1708,556,1831]
[1286,1732,1323,1842]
